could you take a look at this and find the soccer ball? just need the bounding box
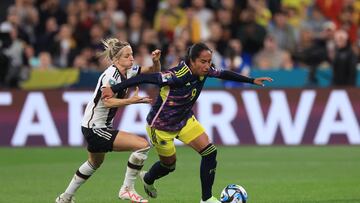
[220,184,248,203]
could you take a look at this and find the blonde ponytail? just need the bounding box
[99,38,130,61]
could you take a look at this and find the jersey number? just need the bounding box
[190,88,197,101]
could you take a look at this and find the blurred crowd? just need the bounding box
[0,0,359,88]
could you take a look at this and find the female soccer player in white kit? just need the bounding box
[55,38,161,203]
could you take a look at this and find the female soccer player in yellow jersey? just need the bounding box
[102,42,272,203]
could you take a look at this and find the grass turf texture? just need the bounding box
[0,146,359,203]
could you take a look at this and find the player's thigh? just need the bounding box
[177,116,206,147]
[112,131,149,152]
[88,152,106,168]
[146,125,177,157]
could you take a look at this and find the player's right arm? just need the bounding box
[101,71,181,99]
[208,66,273,86]
[102,87,151,108]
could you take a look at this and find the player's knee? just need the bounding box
[88,157,104,168]
[199,143,217,158]
[134,138,150,151]
[160,161,176,173]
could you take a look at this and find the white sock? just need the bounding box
[64,160,96,196]
[122,147,150,189]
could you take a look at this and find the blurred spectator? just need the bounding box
[23,44,39,69]
[335,6,358,44]
[331,30,357,86]
[248,0,272,27]
[294,28,315,67]
[135,44,153,68]
[253,35,293,70]
[73,55,88,70]
[282,0,312,27]
[316,0,344,22]
[141,28,160,51]
[205,40,222,69]
[353,0,360,25]
[267,10,297,53]
[100,0,127,35]
[189,0,214,41]
[174,27,192,48]
[37,0,66,35]
[37,51,55,70]
[9,0,39,44]
[127,12,146,48]
[301,6,326,39]
[296,21,336,84]
[0,29,11,87]
[234,7,267,55]
[218,0,241,26]
[73,47,98,71]
[183,7,201,43]
[163,43,181,68]
[265,0,282,14]
[35,16,58,53]
[216,8,234,44]
[99,13,112,38]
[221,39,251,88]
[4,6,30,44]
[1,23,26,87]
[137,0,160,23]
[53,24,77,68]
[88,23,104,52]
[207,20,228,55]
[154,0,187,43]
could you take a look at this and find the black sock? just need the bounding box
[200,144,217,201]
[144,161,176,184]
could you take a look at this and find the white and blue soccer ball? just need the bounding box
[220,184,248,203]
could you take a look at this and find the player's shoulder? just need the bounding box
[103,64,118,76]
[170,61,191,78]
[126,64,141,78]
[101,65,122,84]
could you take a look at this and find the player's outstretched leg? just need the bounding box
[119,147,150,203]
[140,159,176,198]
[139,170,158,198]
[55,193,75,203]
[119,186,148,203]
[199,144,220,203]
[55,160,97,203]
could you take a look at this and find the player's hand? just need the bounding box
[254,77,273,86]
[151,49,161,62]
[101,86,115,99]
[129,87,152,104]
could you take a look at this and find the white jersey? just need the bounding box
[82,64,141,129]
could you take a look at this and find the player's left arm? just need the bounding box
[101,71,181,99]
[140,49,161,73]
[208,66,273,86]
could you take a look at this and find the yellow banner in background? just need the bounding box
[21,69,79,90]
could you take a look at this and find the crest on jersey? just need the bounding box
[161,72,172,82]
[109,79,116,86]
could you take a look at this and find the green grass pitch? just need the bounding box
[1,146,359,203]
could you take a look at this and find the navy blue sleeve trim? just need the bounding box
[218,70,254,84]
[111,73,162,93]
